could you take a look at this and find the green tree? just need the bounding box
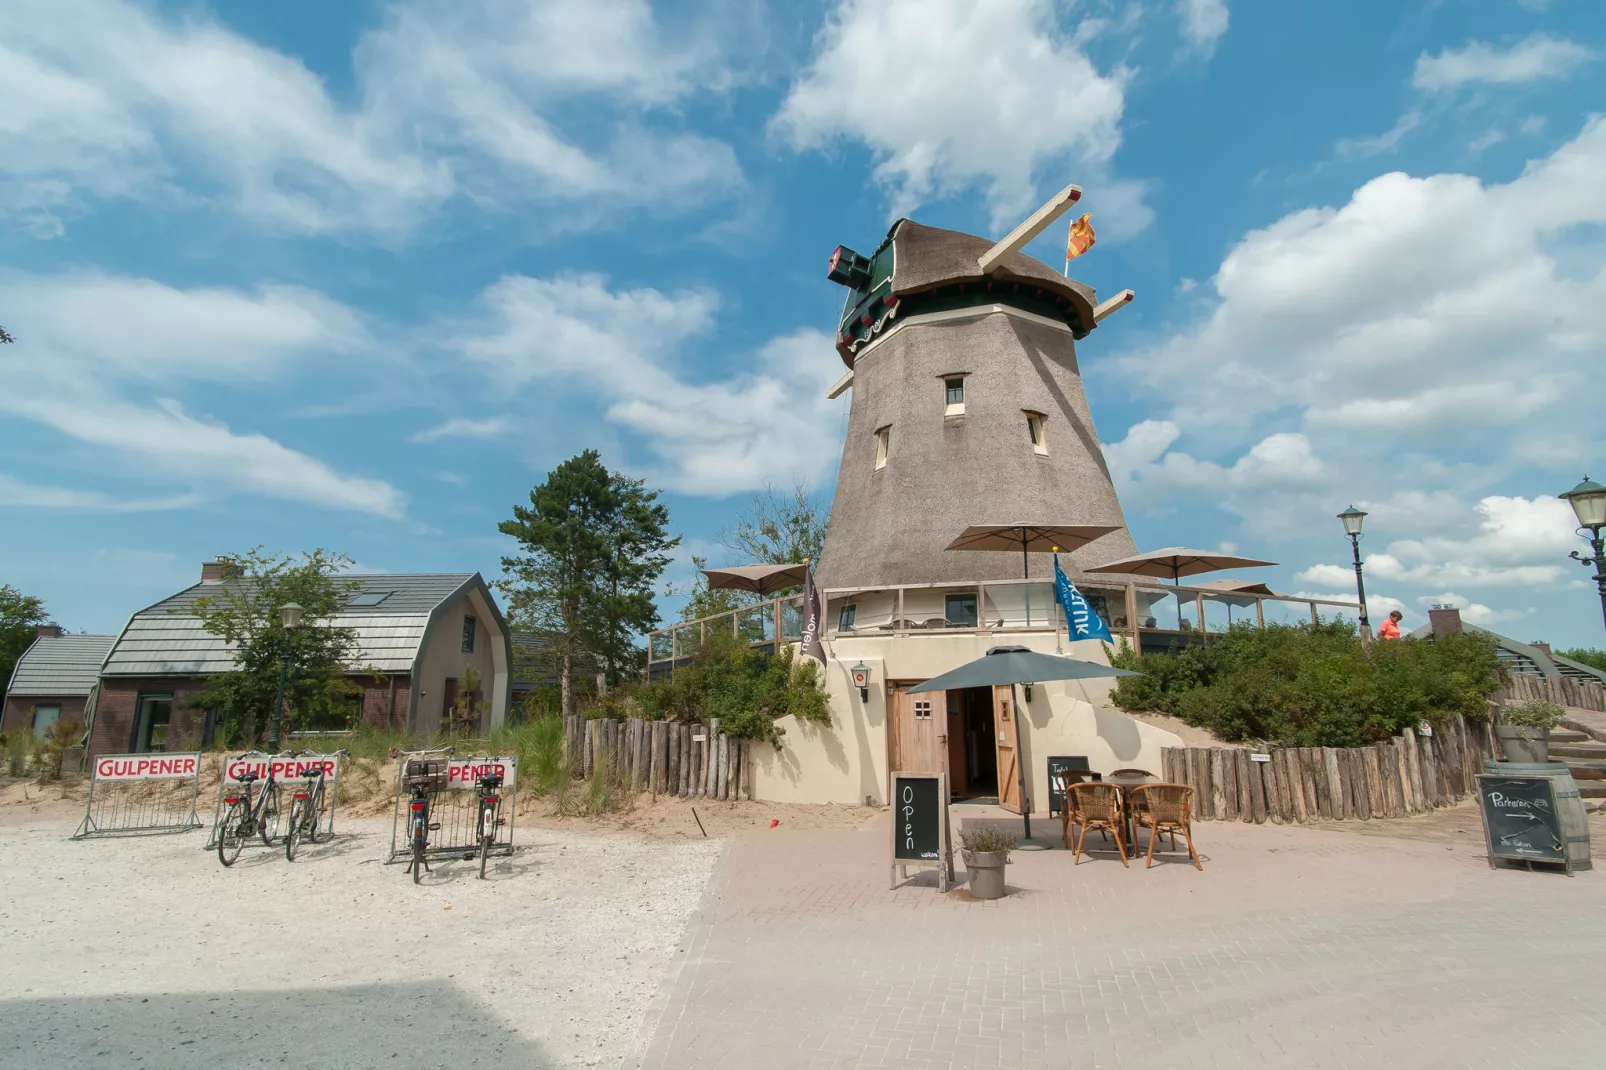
[0,326,14,344]
[1,585,50,693]
[718,480,830,569]
[498,451,679,716]
[189,548,367,746]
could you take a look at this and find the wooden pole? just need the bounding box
[1236,750,1254,822]
[1249,754,1268,823]
[1124,582,1141,652]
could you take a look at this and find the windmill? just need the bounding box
[814,184,1140,592]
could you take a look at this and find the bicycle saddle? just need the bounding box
[235,772,259,783]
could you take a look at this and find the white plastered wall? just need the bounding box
[746,632,1181,809]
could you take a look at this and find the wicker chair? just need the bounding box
[1067,782,1128,867]
[1129,784,1202,870]
[1051,771,1085,849]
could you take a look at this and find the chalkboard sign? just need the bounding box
[1047,756,1091,816]
[1477,775,1569,871]
[888,771,952,892]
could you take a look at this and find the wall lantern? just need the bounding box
[1022,683,1034,702]
[851,661,871,702]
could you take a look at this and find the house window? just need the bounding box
[131,693,173,753]
[945,594,978,628]
[31,704,61,737]
[1026,412,1047,454]
[943,376,966,416]
[462,615,477,653]
[838,603,857,631]
[874,426,890,470]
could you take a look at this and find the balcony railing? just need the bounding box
[645,576,1364,674]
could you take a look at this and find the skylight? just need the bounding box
[347,591,393,607]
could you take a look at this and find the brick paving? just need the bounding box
[638,803,1606,1069]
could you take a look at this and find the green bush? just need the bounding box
[1557,647,1606,673]
[1106,621,1504,747]
[1502,698,1565,730]
[633,630,830,746]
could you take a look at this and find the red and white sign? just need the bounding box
[93,753,201,782]
[223,753,341,785]
[446,757,516,794]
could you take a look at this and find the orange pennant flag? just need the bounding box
[1065,213,1096,262]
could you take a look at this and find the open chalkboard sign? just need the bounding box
[889,771,952,892]
[1476,774,1574,875]
[1046,756,1092,816]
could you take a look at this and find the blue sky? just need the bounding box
[4,0,1606,646]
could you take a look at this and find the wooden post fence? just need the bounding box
[560,716,753,801]
[1159,713,1496,824]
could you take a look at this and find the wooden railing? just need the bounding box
[1159,713,1494,824]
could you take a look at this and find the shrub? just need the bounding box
[6,731,34,778]
[1502,698,1565,731]
[37,718,82,781]
[633,630,830,746]
[1106,621,1504,747]
[959,822,1016,858]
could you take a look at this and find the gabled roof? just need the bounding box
[102,574,498,677]
[5,634,117,698]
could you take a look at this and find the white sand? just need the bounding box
[0,816,720,1069]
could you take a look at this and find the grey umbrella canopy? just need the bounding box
[907,646,1141,694]
[1087,546,1276,629]
[701,563,809,596]
[944,524,1120,579]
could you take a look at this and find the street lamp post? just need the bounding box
[1337,506,1370,631]
[267,602,304,753]
[1560,476,1606,634]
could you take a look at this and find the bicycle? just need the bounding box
[285,750,343,862]
[401,751,450,884]
[474,771,505,879]
[217,756,283,867]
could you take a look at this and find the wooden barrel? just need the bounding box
[1484,760,1593,872]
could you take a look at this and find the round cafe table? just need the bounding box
[1104,771,1156,851]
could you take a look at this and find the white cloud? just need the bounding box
[1413,592,1533,627]
[772,0,1131,230]
[0,474,202,512]
[0,272,405,516]
[446,274,845,495]
[1335,110,1422,158]
[1176,0,1229,57]
[410,416,511,444]
[1,0,744,236]
[1103,422,1326,510]
[1413,34,1595,92]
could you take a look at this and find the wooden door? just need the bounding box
[891,684,947,776]
[993,684,1021,813]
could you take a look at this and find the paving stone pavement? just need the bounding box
[637,804,1606,1069]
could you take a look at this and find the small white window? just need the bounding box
[874,425,890,470]
[1026,412,1047,455]
[943,376,965,416]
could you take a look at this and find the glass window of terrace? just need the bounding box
[945,593,978,628]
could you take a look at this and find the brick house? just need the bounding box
[2,626,116,736]
[87,562,513,758]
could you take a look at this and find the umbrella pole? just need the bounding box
[1022,536,1031,626]
[1174,568,1185,631]
[1012,682,1051,851]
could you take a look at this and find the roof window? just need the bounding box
[347,591,393,607]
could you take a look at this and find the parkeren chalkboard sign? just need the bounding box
[1476,774,1572,873]
[889,771,952,892]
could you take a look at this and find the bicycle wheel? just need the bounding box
[309,782,331,843]
[285,799,304,861]
[479,827,492,879]
[258,784,281,847]
[412,841,425,884]
[218,803,245,867]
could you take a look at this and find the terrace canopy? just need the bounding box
[1087,547,1277,629]
[944,524,1120,579]
[701,563,809,596]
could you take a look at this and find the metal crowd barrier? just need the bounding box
[203,750,345,850]
[386,750,518,864]
[72,752,204,840]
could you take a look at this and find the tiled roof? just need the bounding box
[102,574,485,677]
[5,635,117,697]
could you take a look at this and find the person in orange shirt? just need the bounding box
[1377,609,1404,640]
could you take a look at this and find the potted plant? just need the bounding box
[959,822,1016,900]
[1495,698,1566,763]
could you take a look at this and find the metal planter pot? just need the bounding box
[964,850,1008,899]
[1495,724,1550,764]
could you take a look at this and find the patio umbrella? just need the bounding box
[944,524,1120,579]
[909,646,1141,850]
[1086,547,1276,629]
[1193,580,1277,625]
[701,563,809,596]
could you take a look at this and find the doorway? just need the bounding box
[947,686,998,801]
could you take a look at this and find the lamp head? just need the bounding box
[851,661,871,701]
[1337,505,1367,537]
[279,602,304,629]
[1561,476,1606,530]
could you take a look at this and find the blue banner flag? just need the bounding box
[1054,554,1113,643]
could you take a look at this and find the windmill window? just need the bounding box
[1026,412,1047,455]
[838,603,857,631]
[874,426,890,470]
[945,594,978,627]
[943,376,966,416]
